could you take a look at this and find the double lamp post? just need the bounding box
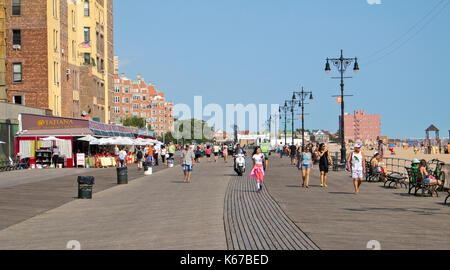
[325,49,359,163]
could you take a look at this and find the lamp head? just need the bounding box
[353,58,359,73]
[325,58,331,73]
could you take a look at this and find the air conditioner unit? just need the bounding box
[53,45,57,51]
[66,69,71,75]
[12,44,21,50]
[61,49,65,55]
[72,24,76,29]
[56,77,60,84]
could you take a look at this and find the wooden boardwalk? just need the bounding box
[224,168,319,250]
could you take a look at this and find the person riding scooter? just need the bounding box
[233,144,246,175]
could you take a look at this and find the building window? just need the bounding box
[124,87,129,93]
[114,97,120,103]
[84,53,90,65]
[133,95,139,101]
[84,0,90,16]
[12,63,22,82]
[124,107,129,114]
[133,104,139,110]
[124,97,129,104]
[114,107,120,114]
[114,86,120,93]
[13,95,23,105]
[12,29,21,46]
[84,27,90,42]
[12,0,20,15]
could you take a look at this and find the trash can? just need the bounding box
[78,176,95,199]
[117,167,128,185]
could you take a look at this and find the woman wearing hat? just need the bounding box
[347,143,366,195]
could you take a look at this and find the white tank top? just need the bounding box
[351,152,363,171]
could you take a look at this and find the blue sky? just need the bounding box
[114,0,450,138]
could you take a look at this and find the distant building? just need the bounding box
[113,73,174,137]
[311,130,329,143]
[340,110,380,143]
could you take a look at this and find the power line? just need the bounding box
[362,0,450,65]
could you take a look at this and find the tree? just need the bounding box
[121,116,145,128]
[173,118,214,144]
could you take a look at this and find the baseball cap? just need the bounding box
[412,158,420,164]
[354,143,362,148]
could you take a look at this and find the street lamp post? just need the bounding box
[325,49,359,164]
[279,102,289,146]
[293,87,313,152]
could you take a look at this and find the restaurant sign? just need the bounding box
[20,114,89,131]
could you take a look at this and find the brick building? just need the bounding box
[4,0,114,123]
[113,73,174,137]
[340,110,381,143]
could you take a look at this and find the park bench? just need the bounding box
[384,171,408,189]
[365,160,383,182]
[443,177,450,205]
[405,167,440,197]
[331,156,346,171]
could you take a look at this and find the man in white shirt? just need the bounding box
[153,144,161,166]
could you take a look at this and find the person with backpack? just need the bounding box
[347,143,366,195]
[136,147,144,170]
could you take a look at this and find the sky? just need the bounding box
[114,0,450,138]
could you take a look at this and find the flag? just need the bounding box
[337,97,342,104]
[299,114,303,119]
[79,40,91,48]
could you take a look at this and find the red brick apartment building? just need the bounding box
[341,110,381,143]
[113,73,174,137]
[4,0,114,123]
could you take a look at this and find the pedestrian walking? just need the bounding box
[119,147,127,167]
[223,144,228,163]
[168,142,175,159]
[195,146,202,163]
[250,146,265,193]
[289,144,297,165]
[213,144,220,163]
[317,143,333,188]
[205,146,212,163]
[161,146,167,164]
[181,145,195,183]
[136,147,144,170]
[52,146,60,168]
[299,146,313,188]
[347,143,366,195]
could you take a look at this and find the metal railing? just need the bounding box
[384,157,412,175]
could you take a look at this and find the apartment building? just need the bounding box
[113,73,174,137]
[5,0,113,123]
[340,110,381,143]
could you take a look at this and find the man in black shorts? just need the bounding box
[289,144,297,165]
